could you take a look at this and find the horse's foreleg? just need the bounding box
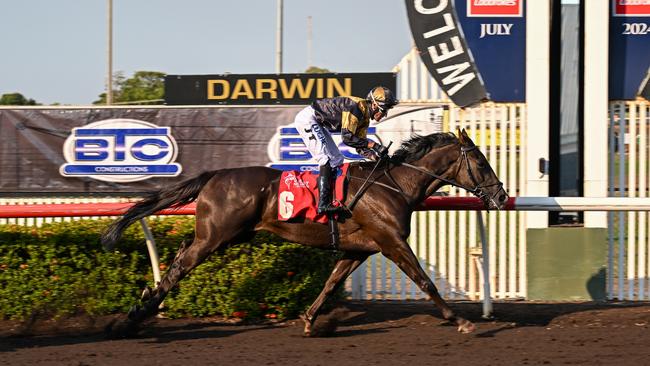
[301,252,368,336]
[382,241,475,334]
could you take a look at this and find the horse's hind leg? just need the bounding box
[381,237,475,333]
[132,238,212,318]
[107,234,221,338]
[109,201,249,338]
[141,239,191,303]
[301,252,368,336]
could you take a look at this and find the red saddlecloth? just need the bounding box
[277,164,349,224]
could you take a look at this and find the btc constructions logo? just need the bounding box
[60,119,182,183]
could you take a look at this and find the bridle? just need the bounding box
[410,145,503,208]
[399,145,504,208]
[347,144,504,210]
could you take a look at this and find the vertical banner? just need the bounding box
[405,0,488,107]
[609,0,650,100]
[455,0,526,102]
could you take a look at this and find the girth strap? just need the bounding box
[328,213,340,251]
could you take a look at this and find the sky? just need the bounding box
[0,0,414,105]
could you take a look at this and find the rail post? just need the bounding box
[139,218,161,288]
[477,212,493,318]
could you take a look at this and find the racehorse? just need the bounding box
[103,129,508,338]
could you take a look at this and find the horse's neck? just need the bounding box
[392,144,460,203]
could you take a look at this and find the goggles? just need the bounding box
[370,93,390,115]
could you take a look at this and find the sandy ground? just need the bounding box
[2,301,650,366]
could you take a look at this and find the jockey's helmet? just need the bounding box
[367,86,398,114]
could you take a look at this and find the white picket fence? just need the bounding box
[608,100,650,300]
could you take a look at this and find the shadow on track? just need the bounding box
[0,316,274,352]
[320,300,650,338]
[2,300,649,350]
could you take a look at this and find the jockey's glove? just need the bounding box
[357,148,377,161]
[372,143,389,158]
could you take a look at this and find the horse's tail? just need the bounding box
[101,170,218,251]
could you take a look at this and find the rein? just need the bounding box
[346,144,504,210]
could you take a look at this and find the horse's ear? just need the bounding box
[459,128,475,146]
[457,128,468,144]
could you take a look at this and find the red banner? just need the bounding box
[613,0,650,16]
[467,0,523,17]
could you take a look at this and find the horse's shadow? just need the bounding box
[137,322,276,344]
[0,318,273,352]
[320,299,650,338]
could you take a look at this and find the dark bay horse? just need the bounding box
[103,129,508,337]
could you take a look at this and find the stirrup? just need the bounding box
[333,200,352,214]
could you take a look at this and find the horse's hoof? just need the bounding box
[457,319,476,334]
[140,286,153,302]
[127,304,142,320]
[105,318,139,339]
[299,313,312,337]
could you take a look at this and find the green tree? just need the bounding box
[94,71,165,105]
[305,66,332,74]
[0,92,39,105]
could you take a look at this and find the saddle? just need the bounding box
[277,164,349,224]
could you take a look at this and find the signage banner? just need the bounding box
[60,119,183,183]
[609,0,650,100]
[164,73,396,105]
[404,0,488,107]
[455,0,526,102]
[0,106,444,195]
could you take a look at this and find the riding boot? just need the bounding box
[317,164,341,215]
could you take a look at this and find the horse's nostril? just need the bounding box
[499,194,507,202]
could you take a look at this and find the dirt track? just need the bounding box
[2,301,650,366]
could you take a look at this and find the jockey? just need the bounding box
[293,86,398,214]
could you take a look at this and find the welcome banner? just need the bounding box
[405,0,488,107]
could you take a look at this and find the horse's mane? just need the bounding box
[390,132,459,163]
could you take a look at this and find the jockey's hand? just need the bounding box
[371,143,389,159]
[357,148,378,161]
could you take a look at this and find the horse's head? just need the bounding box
[453,128,509,210]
